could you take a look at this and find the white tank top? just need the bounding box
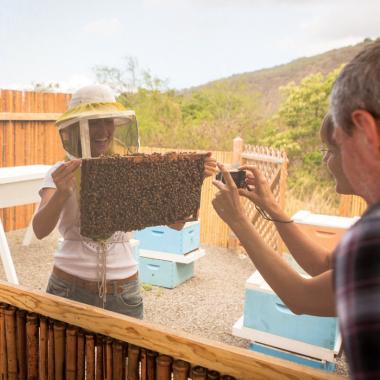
[40,162,137,280]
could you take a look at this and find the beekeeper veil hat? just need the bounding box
[56,84,139,159]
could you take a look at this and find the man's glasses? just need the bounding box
[319,145,333,156]
[319,145,330,155]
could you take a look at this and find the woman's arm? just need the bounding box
[228,216,335,316]
[212,164,336,316]
[33,160,81,239]
[239,165,332,275]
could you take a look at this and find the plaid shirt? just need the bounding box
[334,202,380,380]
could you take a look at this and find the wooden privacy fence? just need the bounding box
[339,194,367,217]
[0,281,343,380]
[0,89,69,231]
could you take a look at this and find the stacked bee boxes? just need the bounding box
[233,271,339,371]
[135,221,205,288]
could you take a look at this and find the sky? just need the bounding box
[0,0,378,92]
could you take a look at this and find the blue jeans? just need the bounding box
[46,273,143,319]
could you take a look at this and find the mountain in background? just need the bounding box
[193,38,375,115]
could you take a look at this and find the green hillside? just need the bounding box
[96,38,376,204]
[195,39,375,115]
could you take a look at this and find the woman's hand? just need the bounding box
[212,163,247,227]
[238,165,279,215]
[51,160,81,199]
[203,152,217,178]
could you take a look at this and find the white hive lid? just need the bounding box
[245,270,310,293]
[0,165,51,184]
[292,210,360,229]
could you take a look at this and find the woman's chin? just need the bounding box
[91,149,107,157]
[91,142,110,157]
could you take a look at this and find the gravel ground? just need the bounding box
[2,228,348,377]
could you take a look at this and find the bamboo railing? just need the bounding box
[0,281,343,380]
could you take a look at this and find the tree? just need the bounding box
[93,59,262,150]
[179,83,261,150]
[94,56,168,95]
[258,66,343,192]
[31,82,60,92]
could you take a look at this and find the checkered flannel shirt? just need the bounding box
[334,202,380,380]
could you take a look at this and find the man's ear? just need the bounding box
[351,110,380,154]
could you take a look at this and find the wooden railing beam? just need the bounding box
[0,113,60,121]
[0,281,342,380]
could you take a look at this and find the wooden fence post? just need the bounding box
[338,195,351,217]
[228,137,244,251]
[339,194,367,217]
[278,152,288,254]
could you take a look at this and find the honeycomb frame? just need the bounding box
[80,152,206,240]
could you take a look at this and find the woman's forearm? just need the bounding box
[267,206,332,275]
[32,190,68,239]
[229,216,336,316]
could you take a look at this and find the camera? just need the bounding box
[216,169,246,188]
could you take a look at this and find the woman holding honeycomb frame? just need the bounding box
[33,84,216,317]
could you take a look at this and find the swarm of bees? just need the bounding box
[80,152,206,240]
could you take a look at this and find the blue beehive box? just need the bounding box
[250,342,336,372]
[243,271,338,350]
[139,256,194,288]
[135,221,200,255]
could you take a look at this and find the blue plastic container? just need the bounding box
[139,256,194,288]
[135,221,200,255]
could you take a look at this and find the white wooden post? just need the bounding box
[232,136,244,168]
[0,219,18,284]
[22,205,39,246]
[0,165,51,282]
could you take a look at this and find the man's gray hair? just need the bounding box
[331,41,380,134]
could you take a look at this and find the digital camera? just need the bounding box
[216,169,246,188]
